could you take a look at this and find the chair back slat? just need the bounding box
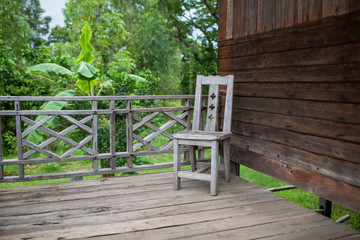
[192,76,203,131]
[192,75,234,133]
[205,84,219,132]
[223,76,234,132]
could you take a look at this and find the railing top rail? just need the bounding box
[0,95,198,102]
[0,106,192,116]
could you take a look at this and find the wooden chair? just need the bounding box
[173,75,234,196]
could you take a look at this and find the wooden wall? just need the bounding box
[218,0,360,212]
[219,0,360,41]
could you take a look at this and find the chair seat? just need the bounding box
[173,130,232,141]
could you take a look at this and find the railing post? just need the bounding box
[0,116,3,179]
[126,100,133,168]
[319,197,332,218]
[92,100,98,171]
[15,101,24,179]
[110,100,116,169]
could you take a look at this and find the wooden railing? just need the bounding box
[0,95,197,182]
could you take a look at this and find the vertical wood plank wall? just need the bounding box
[218,0,360,212]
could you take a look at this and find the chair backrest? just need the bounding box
[192,75,234,133]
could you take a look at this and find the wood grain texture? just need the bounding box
[256,0,265,32]
[233,108,360,143]
[0,117,3,179]
[221,63,360,83]
[323,0,336,17]
[264,0,276,31]
[222,0,356,40]
[248,0,258,35]
[234,96,360,124]
[0,172,358,239]
[219,16,360,59]
[109,100,116,169]
[231,148,360,212]
[219,8,360,212]
[14,101,24,179]
[231,134,360,187]
[219,10,360,47]
[232,121,360,163]
[218,0,227,41]
[219,42,360,72]
[233,82,360,103]
[0,95,197,102]
[231,0,242,38]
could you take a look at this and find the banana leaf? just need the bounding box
[26,63,72,76]
[75,22,95,64]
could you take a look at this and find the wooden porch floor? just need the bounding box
[0,172,358,240]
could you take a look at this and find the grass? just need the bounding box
[1,152,359,232]
[240,165,360,232]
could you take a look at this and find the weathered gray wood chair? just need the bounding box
[173,75,234,196]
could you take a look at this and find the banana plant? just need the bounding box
[27,22,108,97]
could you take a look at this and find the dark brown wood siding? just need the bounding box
[219,0,360,41]
[218,0,360,212]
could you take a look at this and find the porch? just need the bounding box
[1,171,359,240]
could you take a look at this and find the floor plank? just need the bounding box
[0,172,358,240]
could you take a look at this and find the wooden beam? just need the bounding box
[231,134,360,187]
[109,100,116,169]
[92,100,98,172]
[0,116,3,179]
[15,101,24,179]
[231,148,360,212]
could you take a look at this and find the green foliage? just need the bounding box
[107,50,135,75]
[73,61,99,80]
[61,0,130,68]
[20,0,51,48]
[26,63,73,76]
[1,0,219,169]
[75,22,95,64]
[0,40,54,155]
[0,0,31,55]
[3,132,17,156]
[159,0,218,94]
[0,0,51,54]
[27,23,102,96]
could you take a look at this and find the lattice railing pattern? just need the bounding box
[21,115,94,160]
[132,111,188,152]
[0,96,199,182]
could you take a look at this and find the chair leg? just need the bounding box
[173,139,181,190]
[210,141,219,196]
[189,146,196,172]
[224,138,230,182]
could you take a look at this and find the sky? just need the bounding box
[39,0,66,29]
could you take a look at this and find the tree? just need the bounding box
[159,0,219,94]
[0,0,32,56]
[20,0,51,48]
[0,0,51,54]
[112,0,182,94]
